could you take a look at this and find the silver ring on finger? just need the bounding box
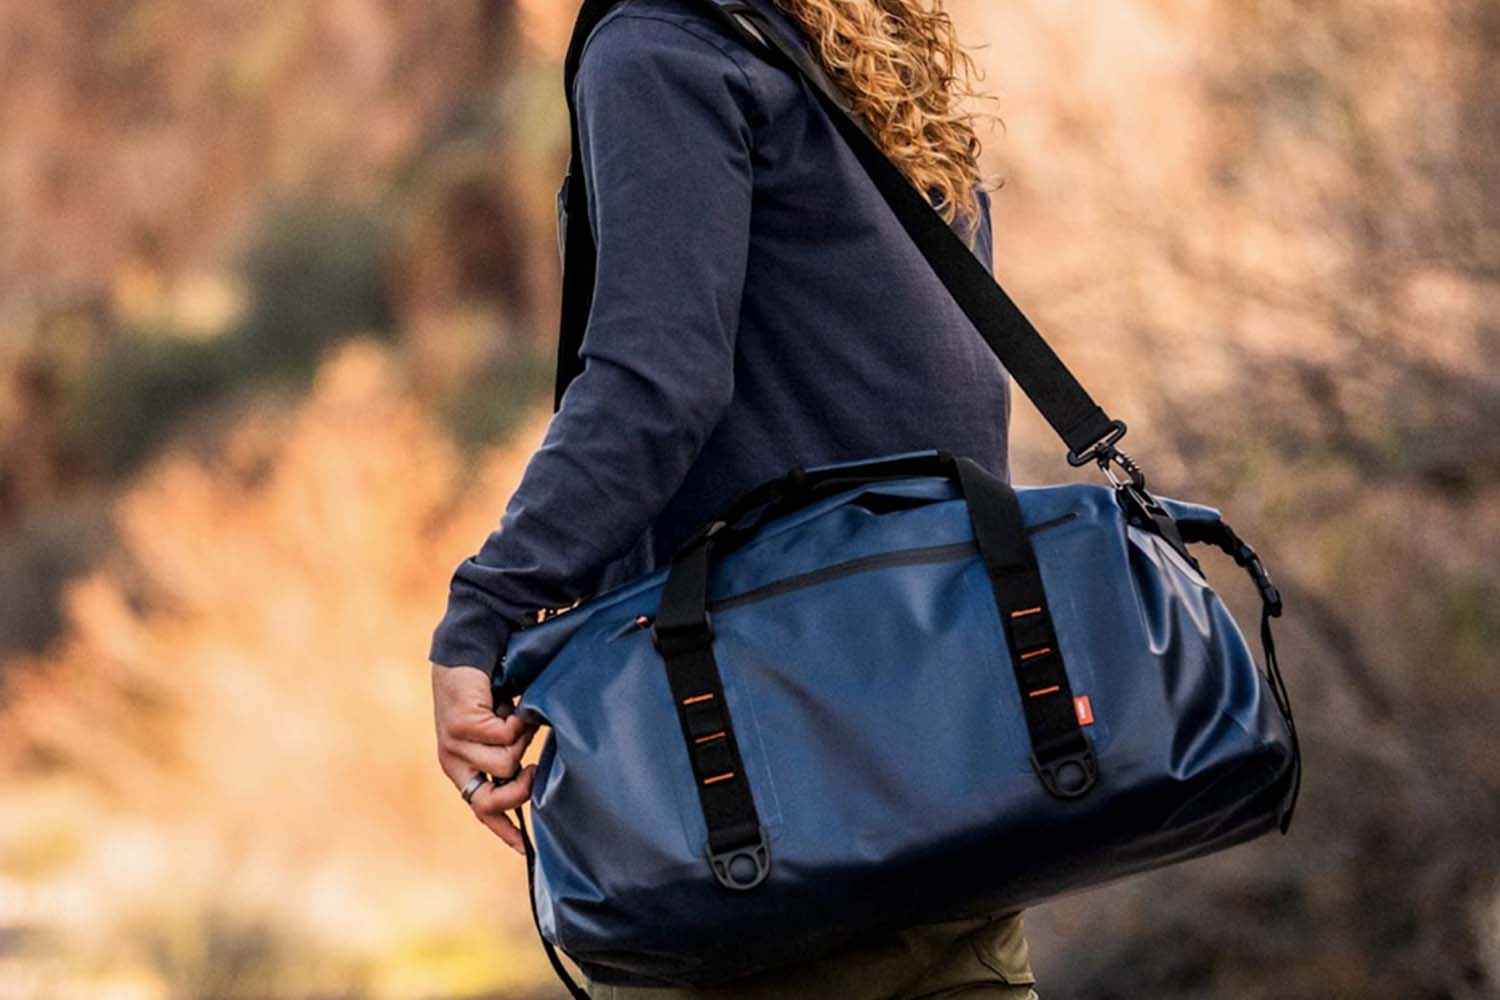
[460,772,488,803]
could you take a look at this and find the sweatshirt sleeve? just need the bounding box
[428,13,758,675]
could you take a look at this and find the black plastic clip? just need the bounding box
[1232,542,1283,617]
[1032,747,1099,799]
[708,827,771,890]
[1065,419,1129,468]
[1116,480,1166,528]
[1115,481,1202,575]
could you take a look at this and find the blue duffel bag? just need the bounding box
[502,0,1302,992]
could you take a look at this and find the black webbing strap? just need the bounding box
[553,0,1126,465]
[518,808,590,1000]
[952,457,1097,797]
[553,0,617,411]
[1259,606,1299,833]
[652,519,771,890]
[552,0,777,412]
[1176,516,1301,832]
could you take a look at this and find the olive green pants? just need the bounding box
[587,911,1038,1000]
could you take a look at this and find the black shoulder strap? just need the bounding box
[552,0,615,413]
[554,0,1129,466]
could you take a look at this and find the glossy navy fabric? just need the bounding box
[501,475,1299,985]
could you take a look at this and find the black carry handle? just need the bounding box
[555,0,1132,471]
[653,453,973,635]
[704,449,958,551]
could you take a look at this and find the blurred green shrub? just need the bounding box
[62,331,243,479]
[61,202,395,480]
[236,202,396,380]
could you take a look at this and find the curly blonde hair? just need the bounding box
[771,0,991,234]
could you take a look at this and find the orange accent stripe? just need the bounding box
[1010,606,1043,618]
[694,731,727,745]
[681,693,715,706]
[1019,646,1053,661]
[702,771,736,785]
[1028,685,1062,698]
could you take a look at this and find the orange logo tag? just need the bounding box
[1074,695,1095,726]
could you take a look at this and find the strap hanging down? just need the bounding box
[518,809,590,1000]
[554,0,1126,465]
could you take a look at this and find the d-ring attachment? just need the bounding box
[1065,418,1128,468]
[708,828,771,890]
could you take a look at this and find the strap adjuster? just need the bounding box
[651,613,714,655]
[1230,540,1283,617]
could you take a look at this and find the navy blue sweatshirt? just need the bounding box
[429,0,1012,675]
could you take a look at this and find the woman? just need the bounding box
[429,0,1038,996]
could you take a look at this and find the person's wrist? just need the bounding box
[430,661,491,675]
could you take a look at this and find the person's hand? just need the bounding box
[431,662,539,854]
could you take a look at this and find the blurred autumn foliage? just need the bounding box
[1,345,559,996]
[0,0,1496,998]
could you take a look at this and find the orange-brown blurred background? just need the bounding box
[1,1,1496,997]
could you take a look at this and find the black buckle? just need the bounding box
[1117,481,1202,575]
[651,613,714,656]
[1231,542,1283,617]
[708,827,771,890]
[1117,480,1167,528]
[1065,419,1129,468]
